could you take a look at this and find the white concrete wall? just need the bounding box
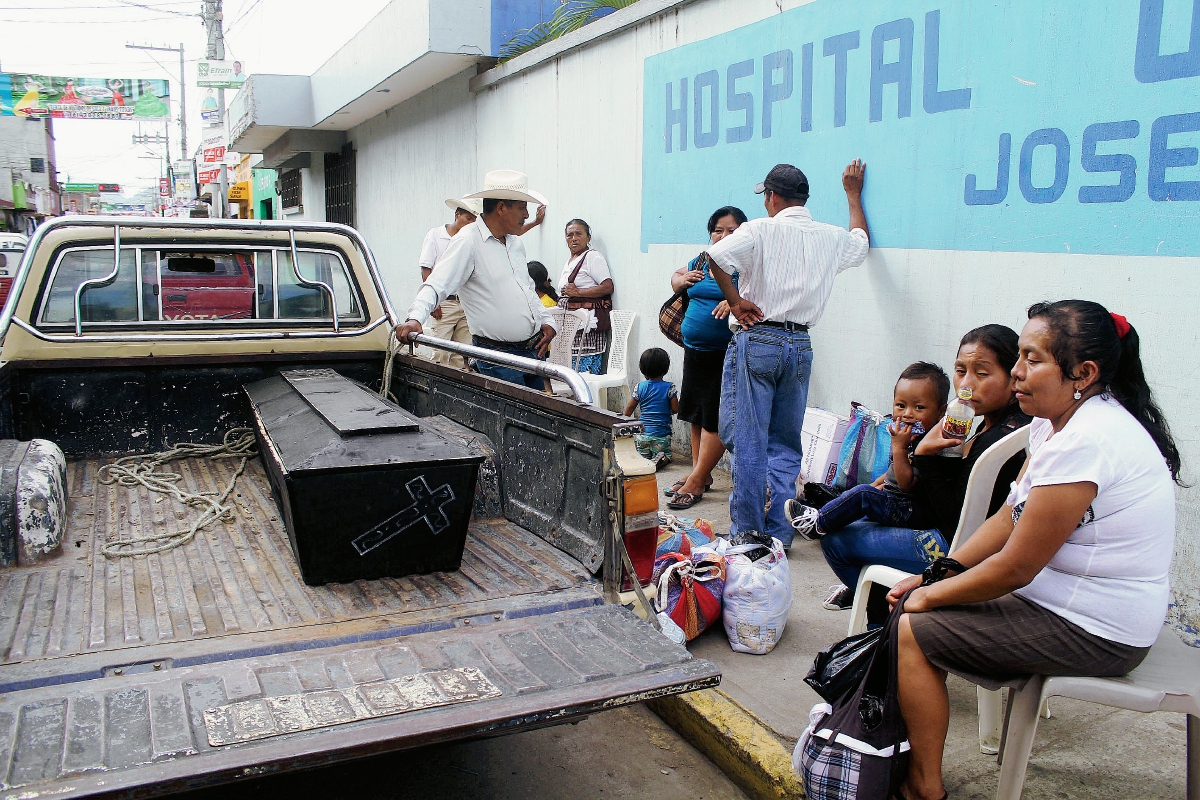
[346,0,1200,643]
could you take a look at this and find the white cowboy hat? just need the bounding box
[464,169,546,205]
[444,196,483,215]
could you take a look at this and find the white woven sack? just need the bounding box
[721,537,793,654]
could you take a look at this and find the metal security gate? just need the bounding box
[324,143,356,226]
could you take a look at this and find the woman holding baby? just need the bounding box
[815,324,1032,611]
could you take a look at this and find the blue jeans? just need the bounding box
[818,484,921,533]
[471,337,546,391]
[718,327,813,546]
[819,521,949,591]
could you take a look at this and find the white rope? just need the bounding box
[98,428,259,559]
[380,327,404,403]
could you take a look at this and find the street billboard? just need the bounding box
[641,0,1200,256]
[0,74,169,120]
[196,60,247,89]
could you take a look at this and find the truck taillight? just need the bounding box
[0,277,12,309]
[623,473,659,587]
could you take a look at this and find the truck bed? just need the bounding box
[0,456,717,797]
[0,456,596,684]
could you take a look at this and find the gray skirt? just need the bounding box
[908,593,1151,691]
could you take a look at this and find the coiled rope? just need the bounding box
[98,428,259,559]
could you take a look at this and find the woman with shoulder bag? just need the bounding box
[558,219,614,374]
[887,301,1181,800]
[663,206,747,510]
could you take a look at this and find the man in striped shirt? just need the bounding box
[708,160,870,548]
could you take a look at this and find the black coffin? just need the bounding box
[244,370,485,586]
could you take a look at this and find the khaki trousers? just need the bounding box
[427,298,472,369]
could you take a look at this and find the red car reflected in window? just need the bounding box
[159,252,255,320]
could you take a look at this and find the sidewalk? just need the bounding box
[650,461,1188,799]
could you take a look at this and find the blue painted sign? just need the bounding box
[641,0,1200,255]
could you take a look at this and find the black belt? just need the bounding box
[444,294,459,302]
[755,320,809,332]
[472,331,544,351]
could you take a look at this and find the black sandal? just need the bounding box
[666,491,703,510]
[664,479,714,498]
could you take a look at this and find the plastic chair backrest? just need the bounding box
[947,424,1030,554]
[604,310,637,377]
[547,309,583,369]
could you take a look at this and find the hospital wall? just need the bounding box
[348,0,1200,643]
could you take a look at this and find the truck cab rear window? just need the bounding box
[38,246,364,328]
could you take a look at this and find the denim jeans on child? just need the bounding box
[819,520,949,591]
[471,337,546,391]
[818,484,923,533]
[718,326,813,547]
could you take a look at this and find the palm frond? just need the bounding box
[500,0,642,61]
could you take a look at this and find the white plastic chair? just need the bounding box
[583,310,637,409]
[846,424,1031,753]
[546,309,585,396]
[995,624,1200,799]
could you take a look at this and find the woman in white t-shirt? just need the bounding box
[557,219,614,374]
[886,299,1182,800]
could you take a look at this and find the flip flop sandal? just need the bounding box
[666,491,703,510]
[664,480,686,497]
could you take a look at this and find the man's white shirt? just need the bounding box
[407,217,555,342]
[706,205,869,327]
[417,224,454,272]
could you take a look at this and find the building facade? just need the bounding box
[231,0,1200,643]
[0,115,60,233]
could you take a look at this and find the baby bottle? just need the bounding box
[943,387,974,439]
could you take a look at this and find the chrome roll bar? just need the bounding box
[74,224,122,337]
[0,216,401,343]
[288,228,338,332]
[410,332,593,404]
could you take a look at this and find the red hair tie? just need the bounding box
[1110,312,1131,340]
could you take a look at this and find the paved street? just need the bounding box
[178,704,748,800]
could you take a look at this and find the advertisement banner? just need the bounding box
[197,167,220,185]
[196,60,247,89]
[641,0,1200,257]
[0,74,169,120]
[159,177,170,197]
[199,87,222,123]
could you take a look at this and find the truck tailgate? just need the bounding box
[0,604,717,798]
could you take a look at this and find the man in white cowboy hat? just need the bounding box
[417,196,483,369]
[396,170,557,391]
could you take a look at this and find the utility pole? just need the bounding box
[202,0,228,218]
[125,43,187,166]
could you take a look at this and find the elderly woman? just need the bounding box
[817,325,1031,610]
[664,206,747,510]
[888,300,1180,800]
[558,219,614,374]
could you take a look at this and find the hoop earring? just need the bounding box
[1073,389,1082,400]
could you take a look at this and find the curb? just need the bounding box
[648,688,805,800]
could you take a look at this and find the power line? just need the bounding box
[0,14,186,22]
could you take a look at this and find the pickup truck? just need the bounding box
[0,217,717,798]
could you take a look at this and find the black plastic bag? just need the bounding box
[804,626,882,704]
[729,529,773,562]
[802,482,843,510]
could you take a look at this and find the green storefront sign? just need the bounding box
[251,168,277,220]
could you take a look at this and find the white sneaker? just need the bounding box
[784,499,822,540]
[823,584,854,611]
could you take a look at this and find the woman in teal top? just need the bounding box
[665,206,747,510]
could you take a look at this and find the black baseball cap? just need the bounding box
[754,164,809,199]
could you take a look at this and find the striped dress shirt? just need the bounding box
[706,206,869,327]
